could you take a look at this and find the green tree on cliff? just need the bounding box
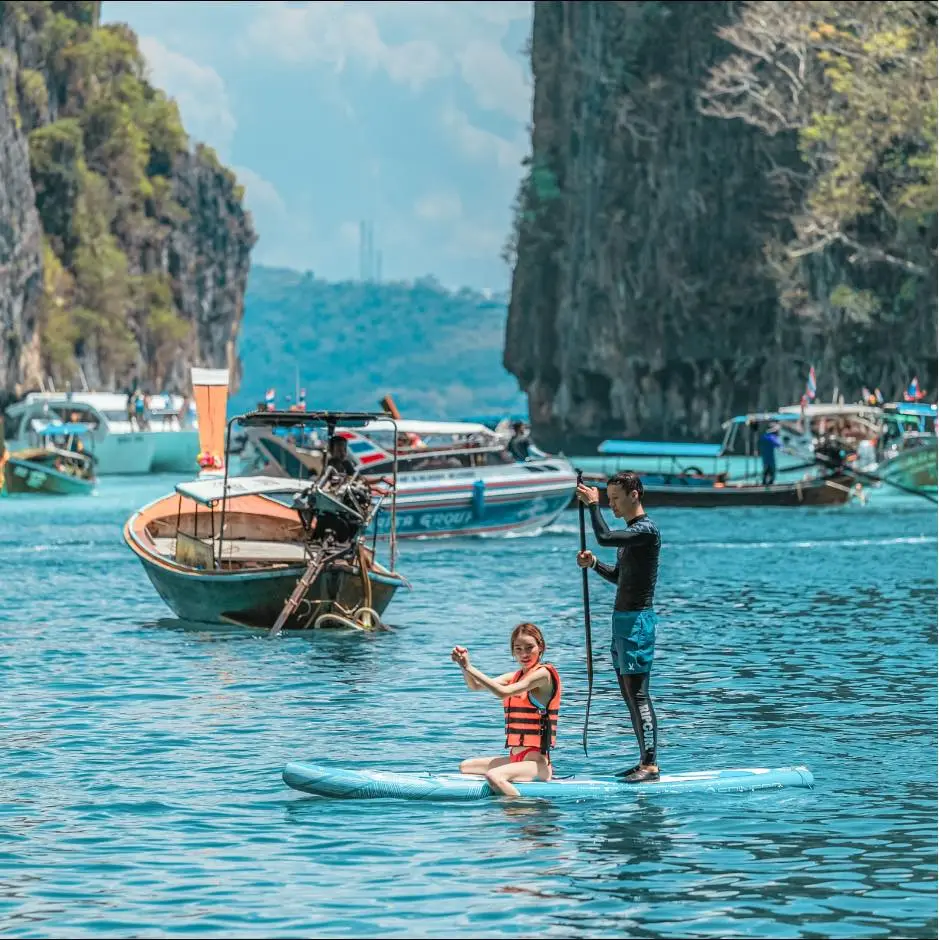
[3,1,251,393]
[700,0,937,383]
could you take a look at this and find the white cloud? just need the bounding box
[231,165,287,218]
[447,222,506,260]
[440,105,527,171]
[244,1,532,115]
[138,36,236,157]
[245,1,447,90]
[414,190,463,223]
[458,39,530,123]
[229,165,319,269]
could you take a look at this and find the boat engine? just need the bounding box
[291,478,372,549]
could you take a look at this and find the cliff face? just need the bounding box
[506,1,936,450]
[0,48,43,396]
[0,1,255,402]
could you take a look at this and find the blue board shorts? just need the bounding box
[611,610,657,675]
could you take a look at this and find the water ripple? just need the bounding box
[0,479,935,937]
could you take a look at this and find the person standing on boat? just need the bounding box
[507,421,532,461]
[575,471,661,783]
[325,434,356,477]
[759,423,782,486]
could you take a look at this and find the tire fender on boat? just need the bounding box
[471,479,486,519]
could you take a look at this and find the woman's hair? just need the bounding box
[510,622,546,654]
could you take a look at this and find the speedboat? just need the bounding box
[140,393,200,472]
[4,392,154,475]
[337,419,576,538]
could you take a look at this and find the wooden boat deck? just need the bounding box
[152,536,309,563]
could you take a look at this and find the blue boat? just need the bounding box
[235,417,577,539]
[337,419,576,539]
[2,422,96,496]
[876,402,937,494]
[575,414,856,508]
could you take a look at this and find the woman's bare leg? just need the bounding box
[459,755,511,775]
[485,757,551,797]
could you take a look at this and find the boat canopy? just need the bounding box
[461,413,529,429]
[175,475,309,506]
[777,402,883,418]
[237,409,395,429]
[722,412,806,427]
[597,440,723,459]
[883,402,937,417]
[35,422,92,436]
[358,418,495,437]
[16,391,128,413]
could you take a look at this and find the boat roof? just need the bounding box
[461,413,529,428]
[777,402,882,418]
[175,475,310,506]
[598,440,723,458]
[883,402,937,417]
[34,422,92,436]
[238,409,395,430]
[358,418,496,437]
[723,412,809,427]
[12,391,128,412]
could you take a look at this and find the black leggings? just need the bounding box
[617,672,657,766]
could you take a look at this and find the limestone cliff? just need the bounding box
[0,0,255,402]
[505,1,937,450]
[0,48,42,396]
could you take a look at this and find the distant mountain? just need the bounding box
[232,265,527,420]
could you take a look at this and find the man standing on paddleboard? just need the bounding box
[576,471,661,783]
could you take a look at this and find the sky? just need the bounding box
[102,1,534,292]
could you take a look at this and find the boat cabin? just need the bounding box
[340,419,520,476]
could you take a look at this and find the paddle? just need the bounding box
[576,469,594,757]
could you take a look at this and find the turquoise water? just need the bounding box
[1,477,936,938]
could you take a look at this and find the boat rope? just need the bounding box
[313,606,384,631]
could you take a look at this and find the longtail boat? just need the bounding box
[123,410,409,632]
[875,403,937,495]
[2,422,96,496]
[575,413,859,508]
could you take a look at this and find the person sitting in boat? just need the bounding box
[451,622,561,798]
[507,421,532,461]
[815,432,848,471]
[759,423,782,486]
[324,434,356,478]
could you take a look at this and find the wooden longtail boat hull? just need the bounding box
[123,491,407,630]
[572,472,857,509]
[3,455,95,495]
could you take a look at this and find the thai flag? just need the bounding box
[801,366,817,406]
[338,430,392,467]
[904,377,925,401]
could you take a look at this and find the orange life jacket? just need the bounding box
[504,663,561,754]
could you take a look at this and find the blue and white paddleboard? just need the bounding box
[282,761,815,802]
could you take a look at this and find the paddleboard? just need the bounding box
[282,761,815,802]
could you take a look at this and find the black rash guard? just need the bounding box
[588,504,661,611]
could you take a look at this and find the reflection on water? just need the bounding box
[0,481,935,937]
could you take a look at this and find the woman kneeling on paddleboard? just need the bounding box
[451,622,562,797]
